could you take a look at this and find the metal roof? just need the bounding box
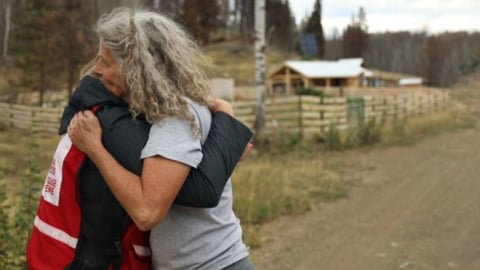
[284,58,368,78]
[399,77,423,85]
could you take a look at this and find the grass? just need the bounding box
[0,126,351,250]
[0,129,47,268]
[203,41,289,86]
[320,102,474,151]
[232,152,349,248]
[0,128,58,192]
[381,104,475,146]
[378,68,479,147]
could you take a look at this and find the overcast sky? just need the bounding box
[290,0,480,36]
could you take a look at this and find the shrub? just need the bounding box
[357,119,382,146]
[384,118,415,145]
[324,123,342,150]
[253,131,302,155]
[344,128,360,148]
[0,171,12,268]
[0,136,42,269]
[295,87,328,98]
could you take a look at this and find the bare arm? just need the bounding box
[209,98,234,116]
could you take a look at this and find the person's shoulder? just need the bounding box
[184,97,209,117]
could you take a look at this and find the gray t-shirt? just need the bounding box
[140,99,249,270]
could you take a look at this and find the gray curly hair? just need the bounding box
[89,7,212,130]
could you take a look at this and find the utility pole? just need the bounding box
[254,0,266,135]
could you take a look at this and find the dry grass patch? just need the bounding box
[0,129,58,191]
[381,102,474,146]
[203,41,288,86]
[232,153,349,248]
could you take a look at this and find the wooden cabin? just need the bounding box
[268,58,368,94]
[268,58,424,94]
[365,69,423,88]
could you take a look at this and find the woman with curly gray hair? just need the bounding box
[68,7,255,270]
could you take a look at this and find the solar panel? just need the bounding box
[299,33,318,57]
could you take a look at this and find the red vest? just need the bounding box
[26,134,151,269]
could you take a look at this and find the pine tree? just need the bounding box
[303,0,325,58]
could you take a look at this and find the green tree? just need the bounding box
[303,0,325,58]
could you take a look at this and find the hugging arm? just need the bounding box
[69,106,252,230]
[174,111,253,207]
[99,109,252,209]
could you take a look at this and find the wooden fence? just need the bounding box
[234,88,451,139]
[0,88,450,137]
[0,103,63,133]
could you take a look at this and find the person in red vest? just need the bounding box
[27,76,252,269]
[69,8,256,270]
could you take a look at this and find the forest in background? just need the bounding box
[0,0,479,106]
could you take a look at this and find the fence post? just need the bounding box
[320,95,325,134]
[299,95,303,140]
[31,108,35,131]
[9,103,13,128]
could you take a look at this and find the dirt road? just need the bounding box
[251,121,480,269]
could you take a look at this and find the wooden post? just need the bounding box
[285,67,291,94]
[9,103,13,128]
[303,78,311,88]
[299,95,303,140]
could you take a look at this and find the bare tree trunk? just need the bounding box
[93,0,99,20]
[254,0,265,135]
[233,0,240,36]
[67,30,76,97]
[39,63,46,106]
[2,1,11,57]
